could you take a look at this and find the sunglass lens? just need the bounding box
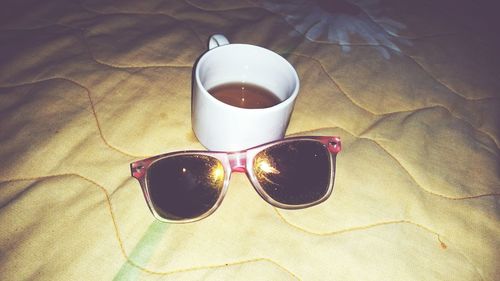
[253,140,332,205]
[147,155,225,220]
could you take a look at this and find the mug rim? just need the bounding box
[194,43,300,112]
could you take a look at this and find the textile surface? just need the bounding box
[1,0,499,280]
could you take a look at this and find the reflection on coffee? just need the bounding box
[208,83,281,109]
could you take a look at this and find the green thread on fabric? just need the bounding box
[113,221,169,281]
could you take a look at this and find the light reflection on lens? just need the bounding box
[256,158,280,174]
[253,140,331,205]
[209,160,225,187]
[147,154,225,220]
[255,155,281,187]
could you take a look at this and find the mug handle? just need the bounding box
[208,34,230,50]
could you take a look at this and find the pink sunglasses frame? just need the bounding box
[130,136,341,223]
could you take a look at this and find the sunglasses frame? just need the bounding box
[130,136,341,223]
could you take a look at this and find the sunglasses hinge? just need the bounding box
[327,137,342,154]
[130,161,147,179]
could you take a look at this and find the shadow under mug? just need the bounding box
[192,34,300,151]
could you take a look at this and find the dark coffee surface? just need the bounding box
[208,83,281,109]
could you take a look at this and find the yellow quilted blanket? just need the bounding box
[1,0,499,280]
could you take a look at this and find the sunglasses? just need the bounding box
[130,136,341,223]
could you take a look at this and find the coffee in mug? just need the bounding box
[208,82,281,109]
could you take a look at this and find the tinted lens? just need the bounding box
[253,140,332,205]
[147,154,225,220]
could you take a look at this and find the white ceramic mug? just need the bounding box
[192,34,300,151]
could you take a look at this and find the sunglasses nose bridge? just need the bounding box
[228,152,247,173]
